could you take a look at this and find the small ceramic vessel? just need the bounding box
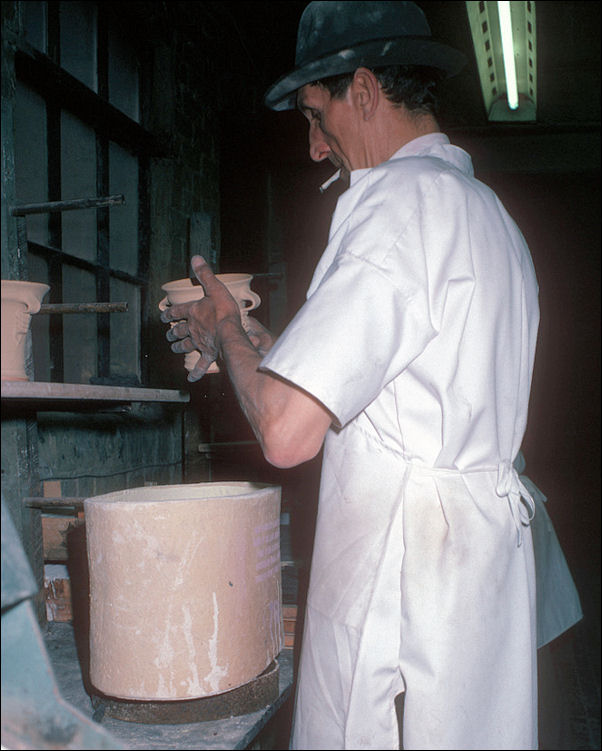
[1,280,50,381]
[159,274,260,374]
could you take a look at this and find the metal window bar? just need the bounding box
[96,8,111,379]
[26,240,145,286]
[46,88,63,381]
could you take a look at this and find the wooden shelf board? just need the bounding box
[1,380,190,403]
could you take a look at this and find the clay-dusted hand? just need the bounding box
[244,316,276,357]
[161,256,242,381]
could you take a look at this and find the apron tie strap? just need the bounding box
[496,460,535,546]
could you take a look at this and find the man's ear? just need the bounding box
[351,67,380,120]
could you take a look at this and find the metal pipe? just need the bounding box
[9,194,125,216]
[24,497,85,509]
[37,302,128,314]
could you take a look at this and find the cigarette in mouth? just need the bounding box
[319,169,341,193]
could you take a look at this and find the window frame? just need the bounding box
[13,1,163,384]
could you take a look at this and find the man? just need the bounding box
[162,2,542,748]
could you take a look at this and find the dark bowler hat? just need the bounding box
[264,1,466,111]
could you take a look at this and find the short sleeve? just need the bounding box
[260,247,436,427]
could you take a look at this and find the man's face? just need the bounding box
[297,82,361,173]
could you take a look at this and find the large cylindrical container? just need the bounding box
[84,482,283,701]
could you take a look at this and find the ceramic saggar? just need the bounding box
[84,482,283,701]
[1,280,50,381]
[159,274,260,374]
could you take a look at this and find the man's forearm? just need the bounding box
[217,317,274,447]
[217,317,332,468]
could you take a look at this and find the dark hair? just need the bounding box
[313,65,443,117]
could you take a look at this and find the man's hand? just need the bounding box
[244,316,276,357]
[160,256,242,381]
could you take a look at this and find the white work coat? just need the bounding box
[514,452,582,648]
[261,133,541,750]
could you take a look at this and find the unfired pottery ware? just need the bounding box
[1,280,49,381]
[159,274,260,374]
[85,481,283,701]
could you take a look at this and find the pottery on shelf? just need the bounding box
[1,279,50,381]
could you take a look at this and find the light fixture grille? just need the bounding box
[466,1,537,122]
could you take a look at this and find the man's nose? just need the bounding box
[309,125,331,162]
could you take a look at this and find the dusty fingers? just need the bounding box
[186,350,216,382]
[244,316,276,356]
[161,298,219,377]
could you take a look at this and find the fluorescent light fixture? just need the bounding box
[497,1,519,109]
[466,1,537,122]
